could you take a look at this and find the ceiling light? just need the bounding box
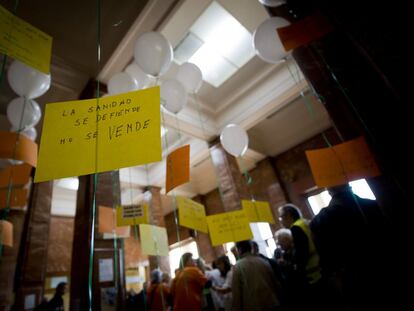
[174,1,255,87]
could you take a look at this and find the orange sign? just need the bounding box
[306,137,381,188]
[98,206,130,238]
[277,11,334,51]
[0,220,13,247]
[0,188,27,208]
[0,164,32,187]
[166,145,190,193]
[0,131,37,167]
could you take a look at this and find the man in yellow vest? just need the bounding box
[278,203,323,310]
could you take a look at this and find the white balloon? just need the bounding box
[134,31,173,77]
[107,72,139,95]
[175,62,203,93]
[7,60,51,99]
[258,0,286,7]
[125,63,152,88]
[253,17,290,63]
[11,126,37,141]
[160,79,187,114]
[7,97,41,129]
[220,124,249,157]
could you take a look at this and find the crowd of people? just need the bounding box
[126,184,388,311]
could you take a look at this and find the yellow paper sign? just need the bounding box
[206,210,253,246]
[34,87,162,183]
[0,188,27,208]
[98,206,130,238]
[0,4,52,74]
[0,220,13,247]
[166,145,190,193]
[177,196,208,233]
[242,200,275,224]
[306,136,381,188]
[139,224,169,257]
[116,203,149,226]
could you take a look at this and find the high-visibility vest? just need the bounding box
[292,218,321,284]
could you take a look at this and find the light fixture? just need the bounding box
[174,1,255,87]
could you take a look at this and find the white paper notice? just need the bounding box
[99,258,114,282]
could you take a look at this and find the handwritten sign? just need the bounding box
[177,196,208,233]
[116,203,148,226]
[34,87,161,183]
[0,188,27,208]
[98,206,130,238]
[166,145,190,193]
[0,4,52,73]
[139,224,169,257]
[206,210,253,246]
[242,200,275,224]
[306,136,381,187]
[0,163,32,187]
[0,131,38,167]
[0,220,13,247]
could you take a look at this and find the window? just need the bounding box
[250,222,276,258]
[169,238,199,277]
[307,178,376,216]
[174,1,255,87]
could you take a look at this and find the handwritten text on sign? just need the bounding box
[0,4,52,74]
[34,87,161,183]
[177,196,208,233]
[242,200,275,224]
[206,210,252,246]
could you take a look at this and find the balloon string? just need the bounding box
[88,0,101,309]
[286,59,339,147]
[0,0,22,256]
[194,94,227,204]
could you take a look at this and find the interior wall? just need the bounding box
[273,128,341,217]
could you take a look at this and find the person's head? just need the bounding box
[251,241,259,255]
[55,282,67,297]
[150,269,162,284]
[179,252,195,269]
[161,272,171,284]
[236,240,252,256]
[275,228,293,250]
[328,184,352,197]
[278,203,302,228]
[215,255,231,277]
[230,246,239,260]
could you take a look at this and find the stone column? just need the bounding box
[208,142,250,212]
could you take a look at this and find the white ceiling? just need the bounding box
[0,0,332,216]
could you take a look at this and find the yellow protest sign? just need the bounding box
[116,203,149,226]
[0,4,52,74]
[139,224,169,257]
[34,87,162,183]
[176,196,208,233]
[242,200,275,224]
[206,210,253,246]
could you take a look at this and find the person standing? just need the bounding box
[47,282,67,311]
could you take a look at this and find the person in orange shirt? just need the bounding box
[171,252,208,311]
[147,269,171,311]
